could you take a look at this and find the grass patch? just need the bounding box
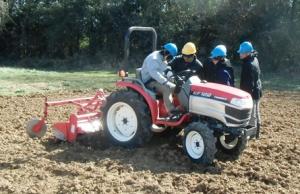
[261,73,300,91]
[0,67,119,95]
[233,66,300,91]
[0,67,299,96]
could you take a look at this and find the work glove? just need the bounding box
[166,71,173,79]
[164,67,174,79]
[164,81,176,90]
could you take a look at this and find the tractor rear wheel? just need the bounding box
[183,122,217,165]
[216,133,248,158]
[101,90,152,148]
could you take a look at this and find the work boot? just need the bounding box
[167,109,182,121]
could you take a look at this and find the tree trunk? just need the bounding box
[290,0,298,33]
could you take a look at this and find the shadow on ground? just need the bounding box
[39,131,243,175]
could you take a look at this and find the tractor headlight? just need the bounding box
[230,98,253,108]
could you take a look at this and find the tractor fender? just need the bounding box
[116,81,158,123]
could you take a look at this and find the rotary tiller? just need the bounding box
[26,90,107,142]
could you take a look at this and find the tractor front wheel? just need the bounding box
[183,122,217,165]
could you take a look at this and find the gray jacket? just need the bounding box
[141,51,168,84]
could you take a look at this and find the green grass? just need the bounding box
[233,66,300,91]
[261,73,300,91]
[0,67,119,95]
[0,67,299,96]
[232,73,300,92]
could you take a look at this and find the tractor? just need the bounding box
[101,26,257,164]
[26,26,257,165]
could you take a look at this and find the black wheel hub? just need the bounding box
[122,118,128,125]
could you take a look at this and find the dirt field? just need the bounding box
[0,90,299,194]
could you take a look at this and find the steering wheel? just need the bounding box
[169,69,197,93]
[171,69,197,83]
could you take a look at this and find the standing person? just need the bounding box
[203,45,235,86]
[141,43,180,120]
[238,41,262,139]
[167,42,204,79]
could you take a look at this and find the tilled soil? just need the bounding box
[0,90,299,194]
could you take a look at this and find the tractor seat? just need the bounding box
[136,68,143,81]
[135,68,162,99]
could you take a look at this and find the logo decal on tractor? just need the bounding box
[214,96,227,101]
[192,91,228,103]
[192,91,212,98]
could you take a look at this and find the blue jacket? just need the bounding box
[203,58,235,87]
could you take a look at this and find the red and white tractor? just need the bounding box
[27,27,257,165]
[101,27,257,164]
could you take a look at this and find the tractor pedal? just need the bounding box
[158,113,183,122]
[168,113,183,121]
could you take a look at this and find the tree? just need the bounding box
[0,0,299,71]
[0,0,9,30]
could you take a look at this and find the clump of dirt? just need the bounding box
[0,90,299,193]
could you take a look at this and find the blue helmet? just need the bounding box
[237,41,254,54]
[210,44,227,58]
[163,43,178,57]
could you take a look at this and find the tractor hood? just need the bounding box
[190,82,252,108]
[189,82,253,127]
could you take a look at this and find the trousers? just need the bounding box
[249,99,261,127]
[147,81,176,113]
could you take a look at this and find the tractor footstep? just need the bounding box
[158,114,183,122]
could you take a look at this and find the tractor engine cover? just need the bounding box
[189,82,253,127]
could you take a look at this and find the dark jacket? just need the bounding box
[168,55,204,79]
[203,58,235,87]
[240,53,262,100]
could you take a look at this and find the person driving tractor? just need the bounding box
[203,45,235,86]
[167,42,204,79]
[141,43,180,120]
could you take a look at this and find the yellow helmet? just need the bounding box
[182,42,197,55]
